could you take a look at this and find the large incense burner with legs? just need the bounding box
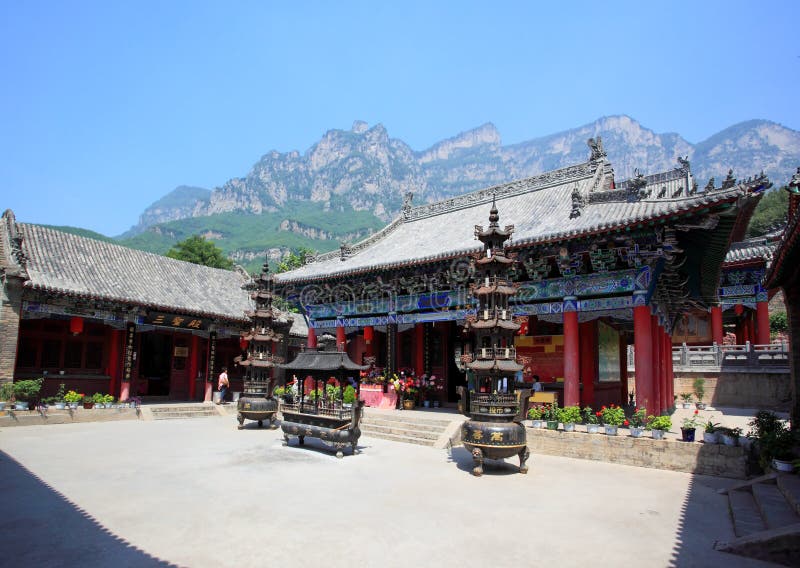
[461,198,529,476]
[278,335,367,458]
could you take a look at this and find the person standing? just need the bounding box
[217,366,230,404]
[532,375,543,392]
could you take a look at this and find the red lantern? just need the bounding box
[239,337,249,350]
[363,326,374,344]
[69,316,84,335]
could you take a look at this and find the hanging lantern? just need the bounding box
[69,316,84,335]
[363,326,374,344]
[239,337,250,351]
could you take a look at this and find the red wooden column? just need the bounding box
[414,323,425,375]
[562,298,580,407]
[633,301,654,415]
[651,315,662,415]
[663,329,673,411]
[579,320,596,407]
[619,333,629,406]
[336,324,346,352]
[734,303,745,344]
[710,306,723,345]
[363,326,374,359]
[756,300,770,345]
[107,329,123,399]
[188,335,199,400]
[744,312,755,344]
[307,326,317,349]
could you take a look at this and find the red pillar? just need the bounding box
[307,326,317,349]
[619,333,629,406]
[414,324,425,376]
[744,312,755,345]
[188,335,199,400]
[336,325,346,352]
[651,316,662,415]
[634,305,654,415]
[364,326,374,359]
[666,330,674,409]
[563,308,580,407]
[711,306,723,345]
[107,330,122,399]
[756,301,770,345]
[579,321,596,407]
[663,329,672,411]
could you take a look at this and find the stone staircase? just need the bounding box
[360,411,463,448]
[715,473,800,565]
[148,404,220,420]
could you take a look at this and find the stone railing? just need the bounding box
[627,342,790,371]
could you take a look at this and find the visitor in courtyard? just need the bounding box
[217,366,229,404]
[532,375,543,392]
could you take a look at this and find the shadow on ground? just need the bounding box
[0,450,177,568]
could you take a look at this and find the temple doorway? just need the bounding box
[138,332,173,396]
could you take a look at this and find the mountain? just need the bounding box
[119,116,800,273]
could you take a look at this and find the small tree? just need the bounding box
[693,377,706,404]
[166,235,234,269]
[277,248,314,273]
[770,312,788,336]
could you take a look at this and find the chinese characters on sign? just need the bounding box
[207,332,217,382]
[146,311,207,330]
[123,323,136,381]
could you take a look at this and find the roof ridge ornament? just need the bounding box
[587,136,606,161]
[570,183,585,218]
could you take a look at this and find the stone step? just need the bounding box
[752,483,800,530]
[361,416,451,434]
[360,423,441,441]
[150,406,218,420]
[777,474,800,516]
[360,429,436,447]
[729,489,768,538]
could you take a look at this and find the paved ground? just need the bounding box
[0,415,781,568]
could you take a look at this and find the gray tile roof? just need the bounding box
[277,159,759,283]
[14,222,253,322]
[723,237,777,266]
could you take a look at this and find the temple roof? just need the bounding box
[723,236,778,267]
[0,211,253,322]
[277,157,765,284]
[279,348,367,372]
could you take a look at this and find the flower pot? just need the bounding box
[423,400,431,408]
[531,419,543,429]
[14,402,30,410]
[651,429,666,440]
[721,434,739,447]
[83,402,94,409]
[772,458,795,473]
[53,402,66,410]
[695,402,706,410]
[604,425,618,436]
[68,402,79,410]
[703,431,718,444]
[630,426,644,438]
[682,403,692,409]
[681,428,696,442]
[546,420,559,430]
[433,400,440,408]
[402,399,415,410]
[585,423,600,434]
[0,401,6,411]
[563,422,576,432]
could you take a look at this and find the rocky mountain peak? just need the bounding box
[418,122,501,164]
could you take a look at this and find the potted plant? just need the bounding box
[646,415,672,440]
[748,410,796,472]
[600,404,625,435]
[64,390,83,409]
[702,418,720,444]
[628,407,647,438]
[693,378,706,410]
[12,378,43,410]
[680,393,693,409]
[681,410,701,442]
[342,385,357,408]
[527,405,544,428]
[0,382,14,411]
[582,406,600,434]
[542,403,559,430]
[103,394,115,407]
[557,405,581,432]
[718,426,742,447]
[91,392,106,408]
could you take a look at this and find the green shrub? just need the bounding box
[692,378,705,403]
[343,385,357,404]
[646,415,672,431]
[0,382,15,401]
[13,379,43,402]
[558,405,582,424]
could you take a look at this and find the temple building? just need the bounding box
[0,209,265,401]
[276,141,772,416]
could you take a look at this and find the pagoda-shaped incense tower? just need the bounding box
[235,261,292,429]
[461,198,529,476]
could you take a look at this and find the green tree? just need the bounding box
[277,247,314,273]
[747,187,788,237]
[770,312,788,335]
[166,235,234,269]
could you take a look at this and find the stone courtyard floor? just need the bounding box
[0,416,782,568]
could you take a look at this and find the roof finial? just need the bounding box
[488,192,499,227]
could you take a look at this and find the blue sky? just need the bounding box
[1,0,798,236]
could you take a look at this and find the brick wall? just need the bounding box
[0,277,23,383]
[525,427,747,478]
[672,372,791,410]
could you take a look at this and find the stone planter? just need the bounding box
[563,422,576,432]
[629,426,644,438]
[585,423,600,434]
[651,429,666,440]
[604,425,618,436]
[772,458,795,473]
[681,427,696,442]
[703,431,718,444]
